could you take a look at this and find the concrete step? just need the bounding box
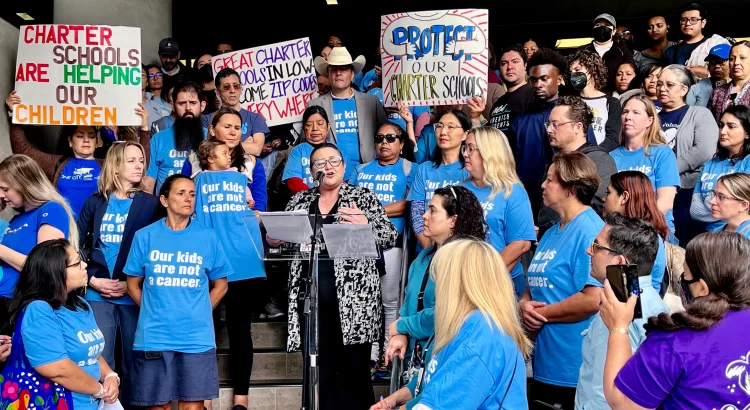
[218,351,303,383]
[203,385,390,410]
[216,321,287,351]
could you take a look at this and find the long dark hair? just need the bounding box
[646,232,750,333]
[298,106,330,147]
[431,185,487,252]
[431,110,470,168]
[157,174,194,219]
[716,105,750,162]
[8,239,87,327]
[377,122,415,163]
[609,171,670,239]
[210,107,246,171]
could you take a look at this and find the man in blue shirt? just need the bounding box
[200,68,269,157]
[308,47,388,171]
[575,213,668,410]
[144,82,207,194]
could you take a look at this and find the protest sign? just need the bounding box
[13,25,142,126]
[380,9,489,107]
[212,37,317,126]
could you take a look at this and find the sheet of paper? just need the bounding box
[258,210,313,244]
[322,224,379,258]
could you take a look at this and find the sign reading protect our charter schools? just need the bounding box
[380,9,489,107]
[13,25,142,126]
[212,37,317,126]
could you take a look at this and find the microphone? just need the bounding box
[313,169,326,188]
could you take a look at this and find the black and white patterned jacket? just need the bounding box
[284,183,397,352]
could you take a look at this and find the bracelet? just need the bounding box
[609,327,628,335]
[103,372,120,385]
[93,383,104,398]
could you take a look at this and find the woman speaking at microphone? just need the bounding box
[270,143,396,410]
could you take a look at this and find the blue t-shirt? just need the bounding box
[86,196,134,305]
[194,170,265,282]
[407,160,469,203]
[56,158,101,217]
[694,157,749,231]
[353,159,413,235]
[417,310,527,410]
[201,108,270,142]
[462,182,537,279]
[281,142,357,186]
[610,145,680,229]
[528,207,604,387]
[659,105,689,148]
[146,127,208,194]
[367,88,431,131]
[0,202,70,297]
[414,126,438,165]
[123,220,233,352]
[652,237,667,291]
[332,96,361,170]
[22,299,103,410]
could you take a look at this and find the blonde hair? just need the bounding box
[718,173,750,214]
[0,155,79,249]
[98,142,146,199]
[470,127,522,200]
[620,94,667,155]
[431,238,532,357]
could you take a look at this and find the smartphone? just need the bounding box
[606,264,642,319]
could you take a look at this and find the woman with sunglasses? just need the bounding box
[352,122,415,370]
[707,173,750,237]
[271,142,396,409]
[601,231,750,410]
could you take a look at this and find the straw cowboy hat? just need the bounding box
[314,47,366,76]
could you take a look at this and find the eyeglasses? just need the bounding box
[67,258,83,269]
[461,144,480,154]
[679,273,700,305]
[312,156,343,168]
[148,73,164,79]
[590,240,619,255]
[679,17,704,25]
[708,190,742,203]
[375,134,399,144]
[544,121,575,131]
[220,83,242,91]
[615,30,631,37]
[434,123,462,132]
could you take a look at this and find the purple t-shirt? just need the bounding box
[615,309,750,409]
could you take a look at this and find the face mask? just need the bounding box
[569,72,588,91]
[199,64,214,82]
[593,26,613,43]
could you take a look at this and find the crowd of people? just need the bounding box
[0,1,749,409]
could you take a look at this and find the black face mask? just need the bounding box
[199,64,214,82]
[569,72,588,91]
[593,26,613,43]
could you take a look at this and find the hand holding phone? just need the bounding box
[606,264,642,320]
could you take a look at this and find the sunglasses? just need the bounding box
[679,274,700,305]
[220,83,242,91]
[590,240,618,255]
[375,134,399,144]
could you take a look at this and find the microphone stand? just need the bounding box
[300,173,324,410]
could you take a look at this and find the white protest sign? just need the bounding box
[13,24,142,126]
[212,37,317,126]
[380,9,489,107]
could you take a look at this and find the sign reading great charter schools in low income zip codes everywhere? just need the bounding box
[212,37,317,127]
[380,9,489,107]
[13,25,142,126]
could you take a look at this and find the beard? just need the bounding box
[173,114,204,152]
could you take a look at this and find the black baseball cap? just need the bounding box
[158,38,180,56]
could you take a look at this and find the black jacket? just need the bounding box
[77,192,161,282]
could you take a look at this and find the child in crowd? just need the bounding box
[196,139,254,209]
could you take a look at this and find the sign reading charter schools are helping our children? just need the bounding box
[380,9,489,107]
[13,24,142,126]
[211,37,317,127]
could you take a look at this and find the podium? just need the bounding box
[245,211,380,410]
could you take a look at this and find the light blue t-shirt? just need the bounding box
[144,93,172,128]
[22,299,103,410]
[367,88,431,131]
[353,159,413,235]
[146,127,208,194]
[407,160,469,202]
[56,158,101,217]
[462,182,537,279]
[610,145,680,229]
[123,220,233,353]
[528,207,604,387]
[575,276,669,410]
[694,157,749,231]
[652,237,667,291]
[417,310,527,410]
[397,247,436,353]
[86,196,134,305]
[0,202,70,297]
[332,96,361,170]
[194,170,265,282]
[281,142,357,186]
